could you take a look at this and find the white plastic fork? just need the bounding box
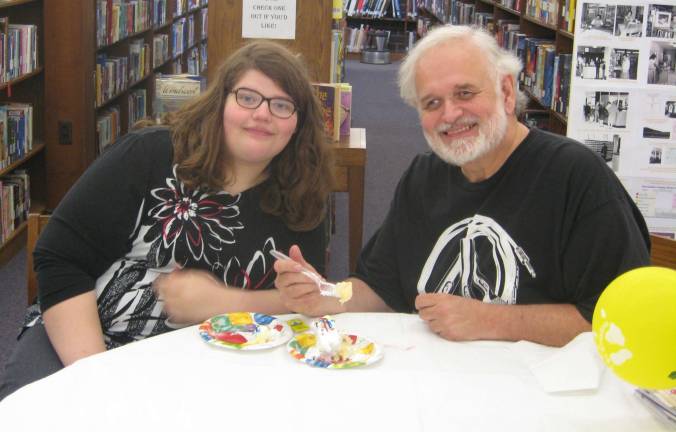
[269,249,339,297]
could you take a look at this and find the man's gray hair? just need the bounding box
[398,25,527,116]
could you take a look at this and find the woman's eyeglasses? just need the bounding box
[230,87,298,119]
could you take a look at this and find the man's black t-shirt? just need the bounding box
[354,128,650,321]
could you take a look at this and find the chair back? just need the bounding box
[650,234,676,270]
[26,212,51,305]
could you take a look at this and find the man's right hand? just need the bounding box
[273,245,344,317]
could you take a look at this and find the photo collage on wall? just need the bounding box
[568,1,676,235]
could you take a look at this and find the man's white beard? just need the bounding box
[424,100,508,167]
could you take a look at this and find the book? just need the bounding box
[153,74,204,120]
[312,83,341,142]
[557,53,572,117]
[128,88,147,129]
[636,389,676,424]
[1,171,29,229]
[0,106,7,169]
[330,28,344,83]
[339,83,352,137]
[5,103,32,162]
[542,46,556,107]
[97,106,121,153]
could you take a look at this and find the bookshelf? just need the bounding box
[0,0,46,265]
[42,0,208,210]
[415,0,575,135]
[344,0,417,58]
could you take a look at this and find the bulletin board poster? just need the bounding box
[568,0,676,236]
[242,0,297,40]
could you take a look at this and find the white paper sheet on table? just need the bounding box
[510,332,604,393]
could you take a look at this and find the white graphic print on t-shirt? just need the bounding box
[417,215,536,304]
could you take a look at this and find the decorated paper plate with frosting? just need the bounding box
[198,312,292,350]
[287,333,383,369]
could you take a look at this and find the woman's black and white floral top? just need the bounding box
[27,127,326,348]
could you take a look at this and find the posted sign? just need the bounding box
[242,0,296,40]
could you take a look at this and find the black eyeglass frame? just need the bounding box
[229,87,299,119]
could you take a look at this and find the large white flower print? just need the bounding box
[144,166,244,267]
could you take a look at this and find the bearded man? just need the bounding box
[274,25,649,347]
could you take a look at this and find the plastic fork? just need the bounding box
[269,249,340,297]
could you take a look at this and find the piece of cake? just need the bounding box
[335,281,353,304]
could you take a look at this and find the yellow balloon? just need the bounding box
[592,266,676,390]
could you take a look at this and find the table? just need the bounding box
[0,313,670,431]
[332,128,366,271]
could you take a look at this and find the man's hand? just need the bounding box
[415,293,591,346]
[153,269,226,325]
[273,245,344,317]
[415,293,491,341]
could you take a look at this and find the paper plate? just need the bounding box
[287,333,383,369]
[198,312,292,350]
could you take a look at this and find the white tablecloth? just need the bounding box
[0,313,670,431]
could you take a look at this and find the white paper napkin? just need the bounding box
[510,332,604,393]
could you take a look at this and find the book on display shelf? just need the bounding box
[339,83,352,137]
[312,83,341,142]
[153,74,205,121]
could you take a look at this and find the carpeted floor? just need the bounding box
[0,248,27,376]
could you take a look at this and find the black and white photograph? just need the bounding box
[576,46,607,79]
[614,5,644,37]
[583,133,622,170]
[665,100,676,118]
[581,3,617,35]
[643,125,671,139]
[583,91,629,128]
[649,147,663,164]
[646,4,676,39]
[608,48,639,80]
[647,41,676,85]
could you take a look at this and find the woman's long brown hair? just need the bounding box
[163,41,334,231]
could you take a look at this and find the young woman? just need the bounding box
[0,41,334,400]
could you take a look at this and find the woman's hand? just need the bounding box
[153,269,228,325]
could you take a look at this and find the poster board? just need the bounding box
[567,1,676,237]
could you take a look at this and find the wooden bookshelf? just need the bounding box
[43,0,208,210]
[0,0,46,265]
[416,0,574,134]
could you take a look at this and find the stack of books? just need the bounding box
[636,388,676,424]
